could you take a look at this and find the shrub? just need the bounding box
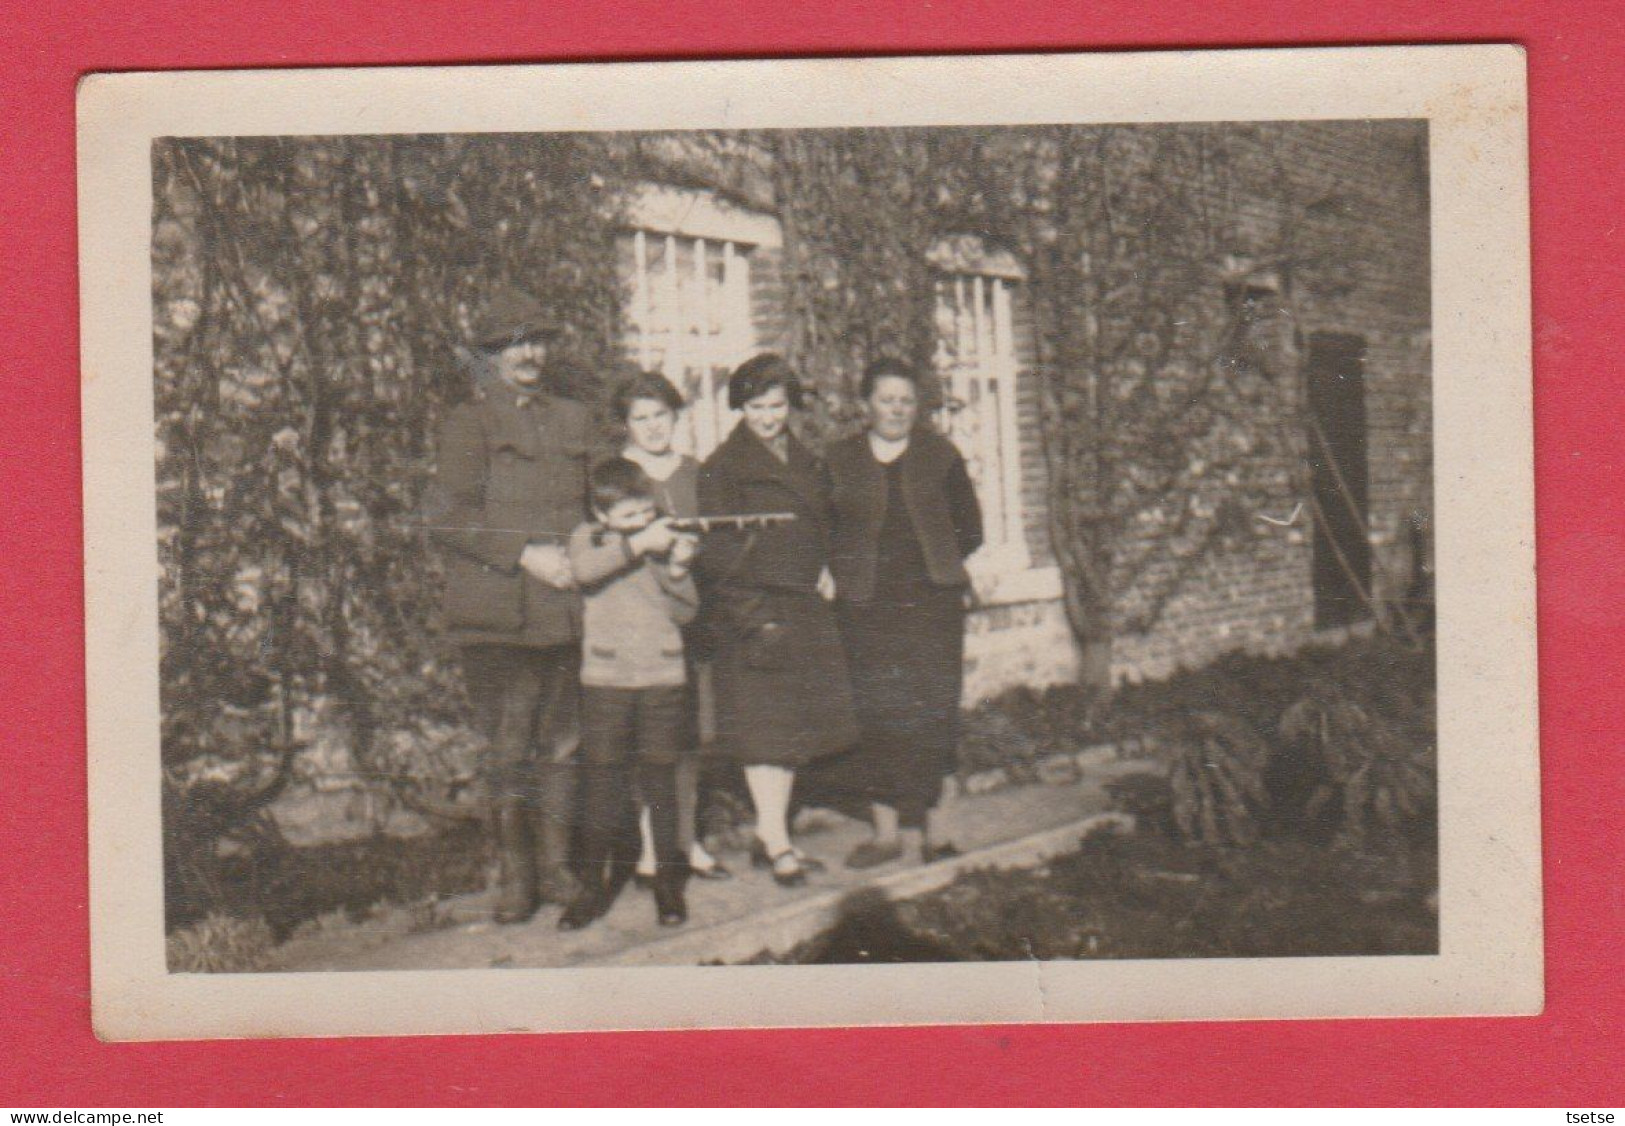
[1277,684,1435,850]
[957,702,1047,778]
[1159,711,1271,847]
[166,913,276,973]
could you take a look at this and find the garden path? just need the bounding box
[265,752,1152,972]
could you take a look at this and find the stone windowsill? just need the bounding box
[968,562,1064,608]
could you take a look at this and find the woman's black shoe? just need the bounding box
[750,837,825,874]
[557,886,610,931]
[767,849,810,888]
[688,858,734,881]
[921,842,962,865]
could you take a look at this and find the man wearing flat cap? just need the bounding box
[424,287,632,923]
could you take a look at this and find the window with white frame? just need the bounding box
[930,237,1030,571]
[616,186,780,459]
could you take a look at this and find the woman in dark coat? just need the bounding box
[697,353,858,886]
[823,358,983,868]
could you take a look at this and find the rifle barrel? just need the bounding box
[669,513,798,533]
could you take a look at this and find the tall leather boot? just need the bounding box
[534,762,583,906]
[558,763,628,931]
[490,797,539,925]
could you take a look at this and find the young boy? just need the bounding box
[560,456,700,930]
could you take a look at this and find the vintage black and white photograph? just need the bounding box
[80,48,1539,1038]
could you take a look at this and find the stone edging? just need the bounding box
[594,809,1138,968]
[959,739,1153,796]
[789,739,1155,836]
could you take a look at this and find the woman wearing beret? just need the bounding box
[697,353,858,887]
[823,358,983,868]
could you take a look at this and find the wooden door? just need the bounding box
[1305,332,1372,629]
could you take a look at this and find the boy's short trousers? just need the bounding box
[579,684,689,766]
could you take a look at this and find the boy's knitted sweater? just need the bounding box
[568,522,698,689]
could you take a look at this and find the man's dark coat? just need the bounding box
[426,383,593,648]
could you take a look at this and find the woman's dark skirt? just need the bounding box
[818,582,966,827]
[709,587,859,768]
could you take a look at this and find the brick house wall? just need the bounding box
[1107,121,1431,681]
[614,121,1431,698]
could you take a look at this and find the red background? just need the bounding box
[4,0,1621,1106]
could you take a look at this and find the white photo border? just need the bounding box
[79,45,1540,1040]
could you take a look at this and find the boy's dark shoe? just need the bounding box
[652,869,688,927]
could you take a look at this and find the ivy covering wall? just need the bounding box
[705,124,1419,679]
[154,123,1429,917]
[153,134,635,906]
